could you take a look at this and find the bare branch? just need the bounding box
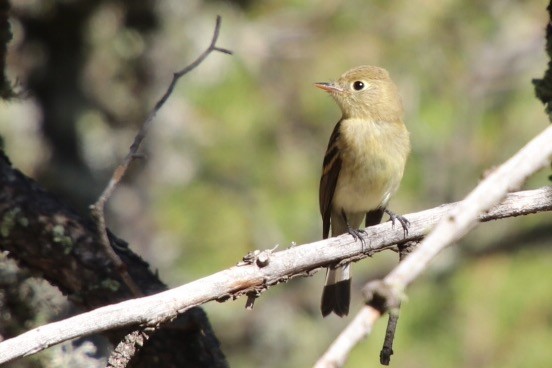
[382,125,552,298]
[89,15,232,297]
[0,186,550,365]
[317,125,552,368]
[314,307,381,368]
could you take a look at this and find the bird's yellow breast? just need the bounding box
[332,118,409,213]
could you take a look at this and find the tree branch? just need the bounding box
[314,307,381,368]
[0,148,227,366]
[382,125,552,298]
[316,125,552,368]
[0,184,550,364]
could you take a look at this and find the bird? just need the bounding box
[316,65,410,317]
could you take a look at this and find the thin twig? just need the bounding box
[89,16,232,297]
[380,311,399,365]
[314,307,381,368]
[0,187,550,365]
[379,242,416,365]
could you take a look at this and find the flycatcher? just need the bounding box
[316,65,410,317]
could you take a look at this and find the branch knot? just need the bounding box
[362,280,402,315]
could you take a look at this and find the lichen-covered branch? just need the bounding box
[0,149,228,367]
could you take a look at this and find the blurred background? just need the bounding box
[1,0,551,367]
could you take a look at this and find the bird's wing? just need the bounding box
[319,120,342,239]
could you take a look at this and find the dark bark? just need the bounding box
[533,2,552,120]
[0,0,15,99]
[0,150,228,367]
[532,0,552,180]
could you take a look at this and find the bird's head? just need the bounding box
[315,65,403,121]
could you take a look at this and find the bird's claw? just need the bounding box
[385,209,410,237]
[347,227,367,249]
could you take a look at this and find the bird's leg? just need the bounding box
[341,210,366,248]
[384,209,409,237]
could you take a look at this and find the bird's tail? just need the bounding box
[320,264,351,317]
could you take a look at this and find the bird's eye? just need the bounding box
[352,81,365,91]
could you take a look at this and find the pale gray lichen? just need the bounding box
[52,224,74,254]
[1,207,28,238]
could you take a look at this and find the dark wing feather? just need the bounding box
[319,120,343,239]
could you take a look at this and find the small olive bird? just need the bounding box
[316,65,410,317]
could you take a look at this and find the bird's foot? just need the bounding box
[341,209,368,249]
[384,209,409,237]
[347,227,367,249]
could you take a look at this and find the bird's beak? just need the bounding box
[314,82,343,93]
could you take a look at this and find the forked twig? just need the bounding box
[89,16,232,297]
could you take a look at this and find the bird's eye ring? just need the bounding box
[352,81,366,91]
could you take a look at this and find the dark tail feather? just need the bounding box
[321,278,351,317]
[321,265,351,317]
